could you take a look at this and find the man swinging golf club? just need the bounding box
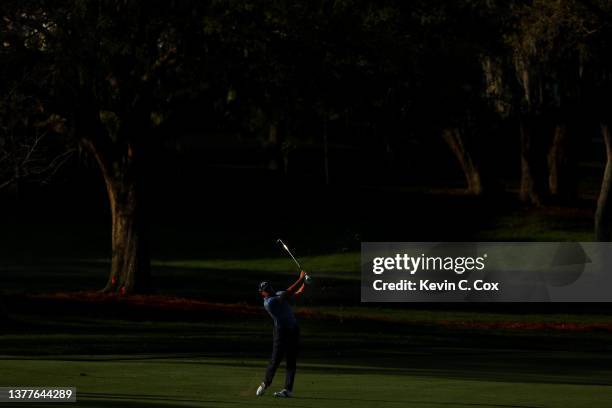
[256,270,307,398]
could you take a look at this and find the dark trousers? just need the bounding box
[264,326,300,391]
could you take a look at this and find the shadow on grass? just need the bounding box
[4,354,608,388]
[19,399,218,408]
[76,393,544,408]
[298,396,543,408]
[175,358,612,387]
[75,393,315,408]
[77,392,242,406]
[1,262,355,306]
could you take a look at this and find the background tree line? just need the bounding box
[2,0,612,294]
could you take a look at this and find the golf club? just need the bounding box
[276,239,311,284]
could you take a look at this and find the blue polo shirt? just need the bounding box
[263,291,298,329]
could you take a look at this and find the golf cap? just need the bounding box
[259,281,274,293]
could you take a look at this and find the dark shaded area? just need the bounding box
[1,4,612,406]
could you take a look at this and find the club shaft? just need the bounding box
[287,251,301,270]
[277,239,302,270]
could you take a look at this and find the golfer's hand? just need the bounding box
[299,270,306,279]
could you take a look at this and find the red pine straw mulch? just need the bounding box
[28,292,262,316]
[436,320,612,333]
[26,292,612,333]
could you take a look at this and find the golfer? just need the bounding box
[256,270,307,398]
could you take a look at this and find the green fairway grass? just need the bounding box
[152,252,361,278]
[2,355,612,408]
[2,303,612,408]
[2,214,611,408]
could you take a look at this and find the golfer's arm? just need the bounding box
[293,283,306,297]
[285,274,306,295]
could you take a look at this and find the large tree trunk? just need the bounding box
[595,124,612,241]
[267,122,288,174]
[548,124,575,201]
[104,173,150,294]
[442,128,483,195]
[519,118,545,205]
[83,137,150,294]
[267,122,281,171]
